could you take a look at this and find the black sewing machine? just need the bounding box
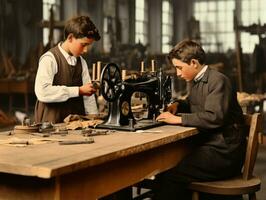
[96,63,172,131]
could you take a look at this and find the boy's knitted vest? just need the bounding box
[34,46,85,123]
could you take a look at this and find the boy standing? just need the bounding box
[155,40,245,200]
[35,16,100,123]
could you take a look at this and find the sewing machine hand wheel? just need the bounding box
[100,63,122,101]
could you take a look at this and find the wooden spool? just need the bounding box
[13,125,39,134]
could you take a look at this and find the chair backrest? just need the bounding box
[242,113,262,180]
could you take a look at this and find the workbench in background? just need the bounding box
[0,79,34,114]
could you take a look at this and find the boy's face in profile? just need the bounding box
[172,58,199,81]
[68,35,94,57]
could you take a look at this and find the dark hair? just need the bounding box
[168,39,205,65]
[64,16,101,41]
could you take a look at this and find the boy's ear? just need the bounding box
[190,59,199,68]
[67,33,74,41]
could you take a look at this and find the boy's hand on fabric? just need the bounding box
[156,112,181,125]
[79,83,97,96]
[166,102,179,114]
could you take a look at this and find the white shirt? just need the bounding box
[194,65,208,82]
[34,43,98,114]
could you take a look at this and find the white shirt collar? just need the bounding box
[194,65,208,82]
[58,43,77,66]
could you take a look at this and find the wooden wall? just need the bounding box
[0,0,42,66]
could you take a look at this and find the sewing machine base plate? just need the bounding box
[96,119,165,131]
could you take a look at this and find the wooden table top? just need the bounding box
[0,125,198,179]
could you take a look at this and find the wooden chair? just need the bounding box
[188,113,262,200]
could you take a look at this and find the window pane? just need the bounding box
[193,0,235,53]
[218,12,226,22]
[42,0,60,46]
[218,1,225,10]
[250,1,258,10]
[135,0,148,45]
[208,2,216,11]
[136,10,144,21]
[135,21,143,33]
[162,12,169,23]
[260,10,266,21]
[136,34,145,44]
[217,23,224,32]
[226,1,234,10]
[240,0,266,53]
[162,24,168,35]
[162,1,169,11]
[199,2,207,11]
[162,36,169,44]
[195,3,200,12]
[162,0,173,53]
[136,0,144,8]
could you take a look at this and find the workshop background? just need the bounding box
[0,0,266,199]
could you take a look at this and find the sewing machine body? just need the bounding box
[97,63,171,131]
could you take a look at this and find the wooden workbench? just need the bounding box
[0,125,198,200]
[0,79,34,113]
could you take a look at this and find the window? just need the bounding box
[42,0,61,46]
[162,0,173,53]
[103,17,112,53]
[194,0,235,52]
[241,0,266,53]
[103,1,116,53]
[135,0,148,45]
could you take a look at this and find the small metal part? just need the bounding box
[82,129,109,137]
[9,141,30,145]
[9,138,32,145]
[92,81,100,89]
[50,128,68,136]
[59,138,94,145]
[30,132,51,137]
[121,101,130,116]
[39,122,54,133]
[7,131,13,136]
[152,114,156,122]
[129,118,134,129]
[23,118,31,126]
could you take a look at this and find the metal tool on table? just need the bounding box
[81,129,116,137]
[39,122,55,133]
[96,61,172,131]
[59,137,95,145]
[30,132,51,137]
[0,137,95,146]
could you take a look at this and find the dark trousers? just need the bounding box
[153,170,243,200]
[153,144,244,200]
[100,187,132,200]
